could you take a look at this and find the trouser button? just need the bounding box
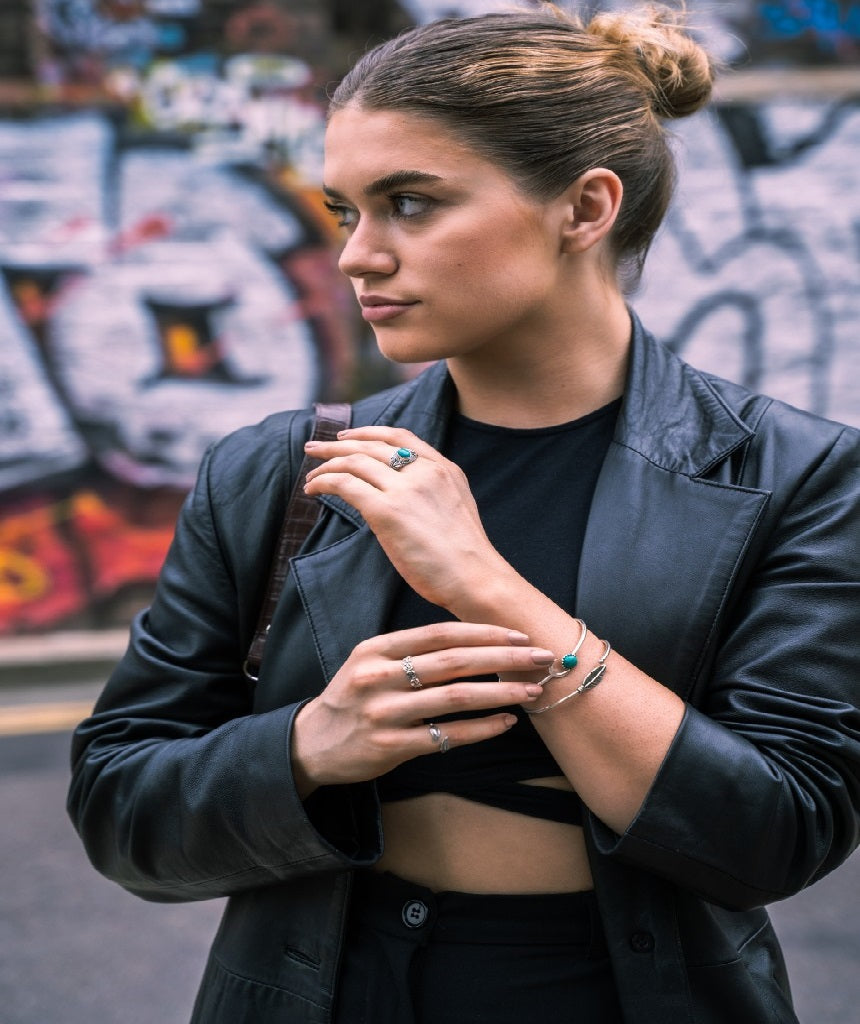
[402,900,429,928]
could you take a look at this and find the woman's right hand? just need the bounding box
[290,622,553,797]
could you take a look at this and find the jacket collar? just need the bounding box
[339,311,753,477]
[616,313,753,477]
[319,313,754,525]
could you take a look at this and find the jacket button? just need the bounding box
[629,930,655,953]
[402,900,429,928]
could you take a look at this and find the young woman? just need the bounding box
[69,5,860,1022]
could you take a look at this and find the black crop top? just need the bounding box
[376,398,620,825]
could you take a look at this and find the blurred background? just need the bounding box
[0,3,858,1022]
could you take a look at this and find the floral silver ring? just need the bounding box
[402,655,422,690]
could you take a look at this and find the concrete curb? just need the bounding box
[0,630,128,687]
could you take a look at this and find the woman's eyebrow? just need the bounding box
[323,170,444,200]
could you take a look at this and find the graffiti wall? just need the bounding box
[1,1,859,636]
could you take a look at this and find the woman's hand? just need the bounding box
[290,622,552,797]
[304,426,512,611]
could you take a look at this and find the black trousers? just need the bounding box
[334,871,624,1024]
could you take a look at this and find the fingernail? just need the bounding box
[525,684,544,697]
[304,440,321,449]
[337,429,352,437]
[507,630,530,645]
[531,649,556,664]
[503,714,518,728]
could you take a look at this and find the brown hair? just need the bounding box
[329,3,714,285]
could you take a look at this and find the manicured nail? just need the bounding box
[525,684,544,697]
[503,714,518,728]
[337,429,352,437]
[531,649,556,664]
[507,630,530,645]
[304,440,322,449]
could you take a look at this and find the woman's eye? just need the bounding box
[391,195,430,218]
[322,202,356,228]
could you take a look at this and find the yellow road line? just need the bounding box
[0,701,94,737]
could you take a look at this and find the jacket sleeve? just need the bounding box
[592,422,860,910]
[67,420,383,903]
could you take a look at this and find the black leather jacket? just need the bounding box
[69,315,860,1023]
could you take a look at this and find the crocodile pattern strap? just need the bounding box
[243,401,351,680]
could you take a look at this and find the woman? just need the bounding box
[68,5,860,1023]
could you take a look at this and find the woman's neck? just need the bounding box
[447,294,631,428]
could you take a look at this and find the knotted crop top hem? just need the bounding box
[377,774,584,826]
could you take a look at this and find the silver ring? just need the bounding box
[428,723,442,745]
[402,655,422,690]
[389,447,418,470]
[439,735,450,754]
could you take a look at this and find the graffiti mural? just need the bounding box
[636,93,860,428]
[1,1,859,636]
[0,110,347,630]
[0,0,396,634]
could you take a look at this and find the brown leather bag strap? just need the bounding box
[243,401,352,681]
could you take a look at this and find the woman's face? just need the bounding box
[323,105,571,366]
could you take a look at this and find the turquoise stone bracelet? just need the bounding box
[535,618,587,686]
[526,640,612,715]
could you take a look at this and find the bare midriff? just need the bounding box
[373,776,593,893]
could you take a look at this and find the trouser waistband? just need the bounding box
[349,870,607,951]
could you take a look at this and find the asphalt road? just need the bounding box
[1,683,859,1024]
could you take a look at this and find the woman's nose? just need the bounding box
[337,221,397,279]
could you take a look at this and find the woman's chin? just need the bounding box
[374,333,447,367]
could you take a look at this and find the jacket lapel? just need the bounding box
[577,317,769,697]
[290,364,455,683]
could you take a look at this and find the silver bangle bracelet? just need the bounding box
[535,618,588,686]
[526,640,611,715]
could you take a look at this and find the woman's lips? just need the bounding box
[359,297,418,322]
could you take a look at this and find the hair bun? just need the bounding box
[587,3,714,118]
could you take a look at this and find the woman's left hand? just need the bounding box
[303,426,508,611]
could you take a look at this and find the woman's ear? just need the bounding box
[559,168,623,254]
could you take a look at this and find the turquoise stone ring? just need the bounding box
[389,447,419,470]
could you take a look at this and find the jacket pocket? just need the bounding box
[192,953,329,1024]
[195,875,348,1015]
[684,916,798,1024]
